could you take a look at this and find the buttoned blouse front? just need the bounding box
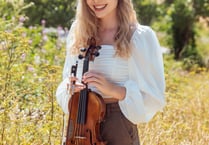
[56,24,166,124]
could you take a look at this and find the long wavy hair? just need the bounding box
[69,0,138,58]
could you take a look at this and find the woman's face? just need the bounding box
[86,0,118,19]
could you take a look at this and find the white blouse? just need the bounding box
[56,24,166,124]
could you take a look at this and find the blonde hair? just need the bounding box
[70,0,138,57]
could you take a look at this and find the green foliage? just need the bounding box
[165,0,209,69]
[171,0,196,60]
[0,19,30,144]
[132,0,207,68]
[0,0,33,21]
[133,0,160,25]
[0,6,66,143]
[24,0,76,27]
[193,0,209,19]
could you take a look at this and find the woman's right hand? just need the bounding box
[68,76,85,95]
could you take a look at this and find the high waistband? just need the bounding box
[105,102,121,116]
[103,98,118,104]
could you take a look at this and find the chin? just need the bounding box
[95,14,106,19]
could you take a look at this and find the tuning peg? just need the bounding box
[80,48,86,52]
[96,46,101,50]
[78,54,84,59]
[94,52,100,57]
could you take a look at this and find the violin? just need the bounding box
[65,38,106,145]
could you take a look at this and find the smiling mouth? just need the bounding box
[94,4,107,11]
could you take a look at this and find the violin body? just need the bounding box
[65,37,106,145]
[66,90,106,145]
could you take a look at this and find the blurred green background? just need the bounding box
[0,0,209,144]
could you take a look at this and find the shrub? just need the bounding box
[133,0,160,25]
[24,0,76,27]
[0,7,66,144]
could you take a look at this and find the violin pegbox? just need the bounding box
[78,37,101,61]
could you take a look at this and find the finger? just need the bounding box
[69,76,78,82]
[87,81,104,91]
[83,71,103,78]
[82,76,96,84]
[84,70,99,74]
[83,72,104,82]
[73,83,86,93]
[74,86,85,92]
[85,77,103,87]
[75,81,85,86]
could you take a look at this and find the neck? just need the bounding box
[99,11,118,31]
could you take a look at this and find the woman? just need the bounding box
[56,0,166,145]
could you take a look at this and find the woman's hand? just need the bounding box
[68,76,85,94]
[82,71,126,100]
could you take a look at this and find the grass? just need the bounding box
[138,57,209,145]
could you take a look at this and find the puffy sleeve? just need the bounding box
[56,23,77,114]
[118,25,166,124]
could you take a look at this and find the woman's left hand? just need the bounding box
[82,71,126,100]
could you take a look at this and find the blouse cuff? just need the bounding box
[119,80,156,124]
[56,77,71,114]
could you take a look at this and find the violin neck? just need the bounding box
[77,57,90,124]
[82,57,89,76]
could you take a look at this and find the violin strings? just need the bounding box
[81,90,86,144]
[77,90,86,144]
[73,44,99,144]
[78,92,83,144]
[68,94,75,142]
[77,92,82,144]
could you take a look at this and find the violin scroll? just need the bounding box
[78,37,101,61]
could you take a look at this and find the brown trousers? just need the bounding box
[100,103,140,145]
